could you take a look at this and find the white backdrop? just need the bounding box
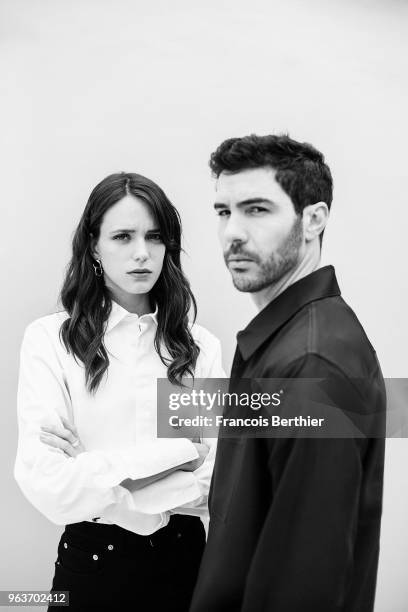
[1,1,407,610]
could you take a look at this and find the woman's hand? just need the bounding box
[182,442,209,472]
[39,417,85,458]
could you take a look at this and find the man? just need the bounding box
[190,134,385,612]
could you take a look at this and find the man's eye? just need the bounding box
[216,210,230,217]
[113,233,131,241]
[147,233,163,242]
[247,206,267,214]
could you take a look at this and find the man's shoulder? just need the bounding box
[310,295,376,359]
[267,295,379,378]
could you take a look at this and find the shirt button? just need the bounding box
[107,544,114,551]
[93,554,99,561]
[63,542,68,549]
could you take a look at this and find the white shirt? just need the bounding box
[14,301,224,535]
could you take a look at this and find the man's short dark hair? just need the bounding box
[209,134,333,216]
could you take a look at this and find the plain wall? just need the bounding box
[1,1,407,610]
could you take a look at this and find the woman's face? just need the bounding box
[92,195,166,302]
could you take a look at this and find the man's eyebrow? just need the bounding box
[237,198,276,207]
[214,198,276,210]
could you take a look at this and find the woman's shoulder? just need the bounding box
[23,310,69,341]
[190,323,225,377]
[190,322,221,351]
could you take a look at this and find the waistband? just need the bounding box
[63,514,203,556]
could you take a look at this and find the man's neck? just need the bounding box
[252,247,321,311]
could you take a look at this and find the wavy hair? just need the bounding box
[59,172,200,393]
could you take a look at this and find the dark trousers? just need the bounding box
[48,514,206,611]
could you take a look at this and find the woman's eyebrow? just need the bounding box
[109,228,136,234]
[109,227,161,234]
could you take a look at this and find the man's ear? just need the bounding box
[302,202,329,242]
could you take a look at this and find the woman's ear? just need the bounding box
[303,202,329,242]
[90,233,99,260]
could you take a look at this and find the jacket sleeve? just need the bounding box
[241,353,380,612]
[14,321,198,527]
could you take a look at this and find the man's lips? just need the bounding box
[227,257,254,263]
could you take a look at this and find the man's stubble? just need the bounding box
[226,215,303,293]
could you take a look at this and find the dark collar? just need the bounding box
[237,265,341,361]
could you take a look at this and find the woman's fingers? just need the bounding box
[60,417,80,448]
[40,432,75,457]
[41,422,77,446]
[61,416,78,437]
[40,418,84,457]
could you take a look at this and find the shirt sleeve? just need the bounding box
[240,353,383,612]
[14,321,198,527]
[114,335,225,516]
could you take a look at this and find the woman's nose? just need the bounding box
[132,240,149,262]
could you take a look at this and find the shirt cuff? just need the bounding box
[101,486,171,535]
[123,470,203,514]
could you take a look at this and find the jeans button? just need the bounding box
[107,544,114,551]
[93,554,99,561]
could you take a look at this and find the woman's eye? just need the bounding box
[217,209,230,217]
[147,233,163,242]
[113,233,131,241]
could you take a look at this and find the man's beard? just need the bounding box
[224,216,303,293]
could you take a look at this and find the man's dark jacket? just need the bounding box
[190,266,385,612]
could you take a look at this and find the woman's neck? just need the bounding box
[110,290,152,315]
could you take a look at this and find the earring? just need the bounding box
[93,259,103,277]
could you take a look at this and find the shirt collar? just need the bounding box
[237,265,341,361]
[105,300,158,334]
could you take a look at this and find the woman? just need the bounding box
[14,172,223,611]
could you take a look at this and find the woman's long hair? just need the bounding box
[59,172,200,393]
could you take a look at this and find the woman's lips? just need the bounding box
[127,270,152,278]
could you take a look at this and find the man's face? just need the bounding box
[214,167,304,292]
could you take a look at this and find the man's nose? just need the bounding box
[221,214,248,245]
